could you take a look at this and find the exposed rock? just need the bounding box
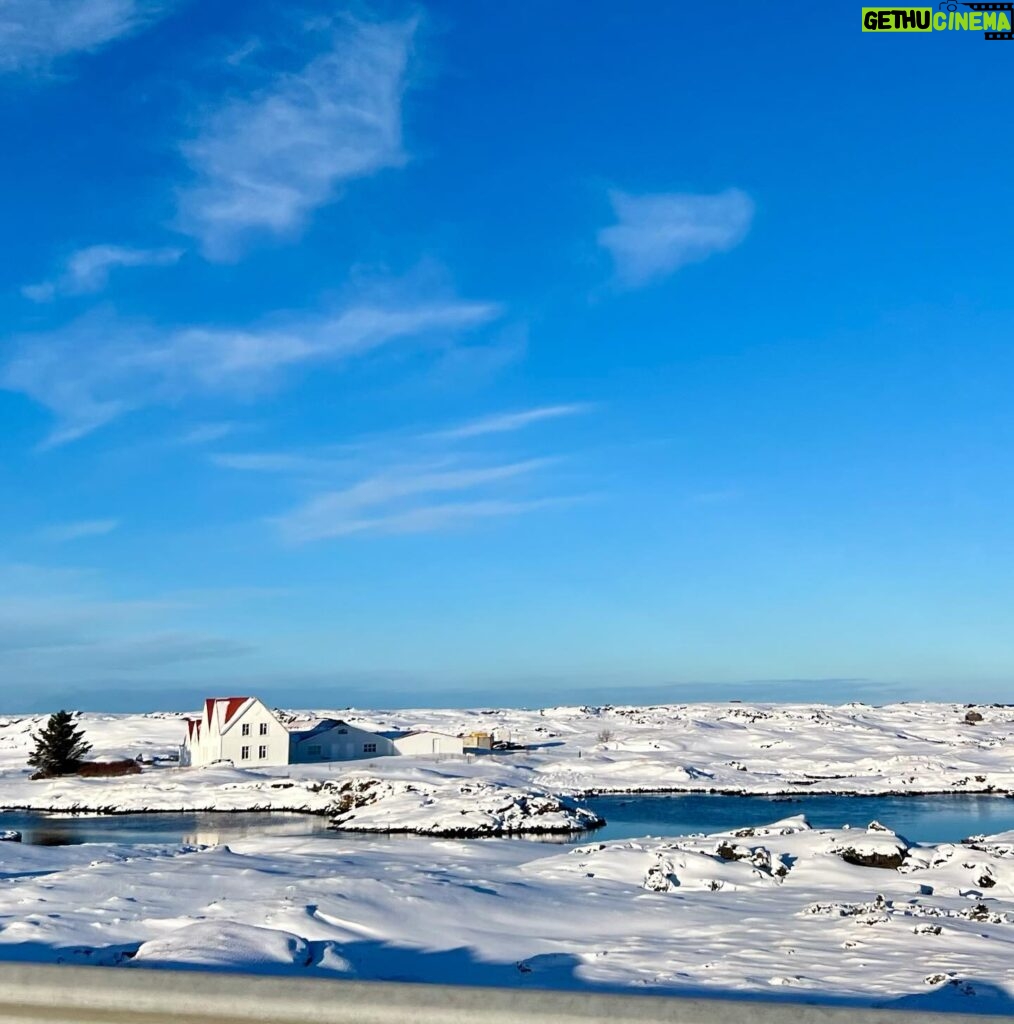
[715,842,775,873]
[644,863,679,892]
[837,846,907,869]
[834,827,909,869]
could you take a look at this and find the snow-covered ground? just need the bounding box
[2,701,1014,824]
[3,702,1014,1007]
[3,815,1014,1010]
[0,711,606,834]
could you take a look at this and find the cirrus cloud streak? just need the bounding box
[2,299,500,446]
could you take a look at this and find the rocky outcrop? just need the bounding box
[323,775,604,837]
[833,823,910,869]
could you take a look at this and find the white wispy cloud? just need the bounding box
[40,518,120,543]
[211,452,349,476]
[22,244,184,302]
[0,0,174,74]
[213,399,597,541]
[179,17,416,256]
[2,300,500,446]
[274,458,555,542]
[598,188,754,287]
[431,403,592,440]
[177,422,240,446]
[293,497,572,539]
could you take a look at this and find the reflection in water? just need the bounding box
[183,829,225,846]
[0,811,331,848]
[30,826,78,847]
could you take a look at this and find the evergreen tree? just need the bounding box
[27,711,91,778]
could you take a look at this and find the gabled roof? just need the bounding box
[205,696,249,726]
[202,697,257,735]
[289,718,349,742]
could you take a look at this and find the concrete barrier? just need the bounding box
[0,962,1009,1024]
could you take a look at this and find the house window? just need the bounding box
[337,728,348,734]
[259,745,268,759]
[241,724,250,736]
[259,723,268,736]
[307,744,322,756]
[241,746,250,760]
[363,743,377,753]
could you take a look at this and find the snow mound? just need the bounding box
[131,921,312,971]
[716,815,811,838]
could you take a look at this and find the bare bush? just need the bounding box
[76,760,142,778]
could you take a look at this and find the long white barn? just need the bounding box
[180,697,463,768]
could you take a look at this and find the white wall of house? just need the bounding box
[290,722,397,763]
[183,698,290,769]
[390,731,464,756]
[224,701,290,769]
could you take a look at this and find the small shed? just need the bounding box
[463,731,493,751]
[387,730,464,756]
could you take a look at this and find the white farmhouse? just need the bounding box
[181,697,291,768]
[181,697,464,768]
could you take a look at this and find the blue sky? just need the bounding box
[1,1,1013,712]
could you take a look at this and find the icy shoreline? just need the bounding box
[0,775,602,837]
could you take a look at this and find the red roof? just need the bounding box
[223,697,249,724]
[204,697,251,729]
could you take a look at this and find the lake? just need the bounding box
[585,792,1014,845]
[2,793,1013,847]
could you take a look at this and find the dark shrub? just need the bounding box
[76,760,142,778]
[28,711,92,778]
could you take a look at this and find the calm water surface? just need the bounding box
[2,794,1013,847]
[0,810,330,847]
[585,793,1014,845]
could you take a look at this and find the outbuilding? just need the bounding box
[289,719,398,763]
[385,730,465,756]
